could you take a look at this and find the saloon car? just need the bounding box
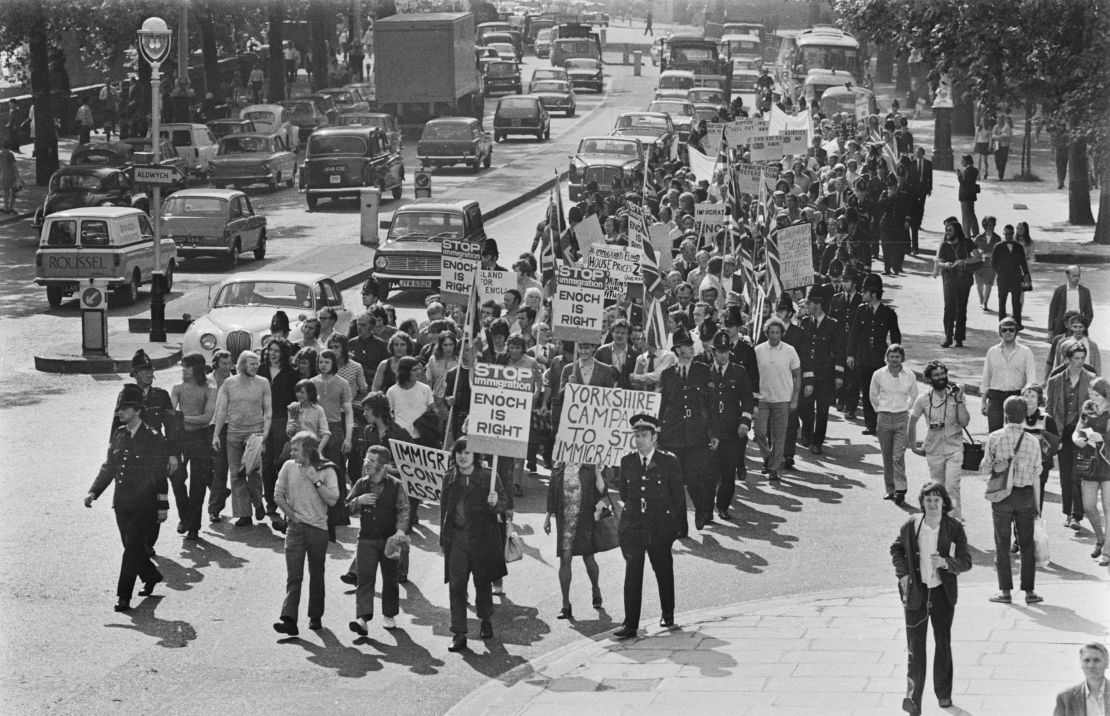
[280,98,330,143]
[568,136,645,201]
[183,272,352,360]
[240,104,299,151]
[528,79,576,116]
[417,117,493,172]
[371,200,487,295]
[299,126,405,209]
[609,112,676,166]
[32,166,151,229]
[316,87,371,114]
[161,189,267,266]
[484,60,523,95]
[564,58,604,93]
[334,112,403,152]
[207,132,297,191]
[655,70,695,100]
[530,67,569,87]
[207,118,257,140]
[492,95,550,142]
[646,99,695,141]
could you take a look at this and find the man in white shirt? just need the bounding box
[909,361,971,520]
[980,317,1037,431]
[753,317,801,482]
[868,344,918,504]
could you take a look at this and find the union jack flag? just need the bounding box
[644,294,670,352]
[640,232,664,299]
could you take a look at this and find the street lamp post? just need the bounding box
[139,17,172,343]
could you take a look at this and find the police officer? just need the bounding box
[706,330,755,519]
[847,273,902,435]
[798,284,844,454]
[613,414,687,640]
[85,385,169,612]
[658,326,718,530]
[721,305,759,391]
[829,266,863,418]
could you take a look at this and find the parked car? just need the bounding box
[161,189,267,267]
[208,132,298,191]
[647,99,696,141]
[207,118,257,140]
[31,166,150,229]
[484,60,523,95]
[121,137,191,192]
[417,117,493,172]
[534,28,553,58]
[609,112,676,167]
[655,70,696,100]
[493,95,550,142]
[239,104,299,151]
[317,87,371,113]
[299,126,405,209]
[280,98,330,144]
[568,136,645,201]
[334,112,402,153]
[372,200,487,295]
[35,206,175,306]
[183,272,352,360]
[564,58,604,93]
[156,123,220,177]
[528,79,576,117]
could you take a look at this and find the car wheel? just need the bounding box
[226,240,240,269]
[470,158,480,173]
[253,231,267,260]
[269,173,280,192]
[285,168,296,188]
[306,195,317,211]
[483,149,492,168]
[163,261,174,292]
[116,270,140,305]
[567,106,575,117]
[392,183,402,200]
[535,130,543,141]
[46,285,63,308]
[544,125,551,139]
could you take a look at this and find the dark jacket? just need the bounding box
[798,314,844,381]
[990,240,1030,289]
[1046,368,1094,431]
[847,302,901,366]
[259,364,298,421]
[618,449,687,547]
[439,465,508,583]
[349,334,390,382]
[658,361,716,448]
[937,237,982,282]
[829,289,863,340]
[956,164,979,202]
[110,385,179,460]
[1054,681,1110,716]
[89,423,170,514]
[595,343,640,390]
[914,156,933,195]
[1047,284,1094,336]
[705,361,755,431]
[729,336,760,393]
[890,515,972,610]
[559,359,617,394]
[348,474,408,540]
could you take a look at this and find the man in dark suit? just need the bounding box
[830,267,863,418]
[990,224,1031,329]
[658,327,718,530]
[613,414,687,640]
[910,148,932,254]
[558,341,617,393]
[1047,265,1095,338]
[595,319,639,389]
[1054,642,1109,716]
[706,330,755,519]
[797,284,844,454]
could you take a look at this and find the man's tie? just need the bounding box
[680,366,687,380]
[647,353,655,372]
[642,456,648,471]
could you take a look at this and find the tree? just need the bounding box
[268,1,286,102]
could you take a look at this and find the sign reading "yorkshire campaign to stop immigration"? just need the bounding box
[554,385,661,467]
[467,363,534,458]
[389,441,451,502]
[552,264,606,343]
[440,238,481,307]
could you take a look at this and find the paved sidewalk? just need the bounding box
[451,579,1109,716]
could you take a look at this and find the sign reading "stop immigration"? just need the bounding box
[467,363,534,458]
[440,238,481,307]
[552,264,606,343]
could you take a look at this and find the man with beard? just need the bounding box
[212,351,273,527]
[909,361,971,522]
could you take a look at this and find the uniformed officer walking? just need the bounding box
[657,326,718,530]
[613,414,687,640]
[798,284,844,454]
[829,267,863,418]
[85,385,170,612]
[706,330,755,519]
[847,273,902,435]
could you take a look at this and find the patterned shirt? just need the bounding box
[984,423,1042,488]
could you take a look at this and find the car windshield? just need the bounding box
[557,41,595,57]
[49,173,103,192]
[531,81,569,93]
[219,136,269,154]
[689,90,723,103]
[578,138,639,156]
[211,122,251,136]
[533,70,565,82]
[658,75,693,90]
[322,91,354,104]
[536,29,552,41]
[214,281,314,309]
[163,196,226,216]
[670,46,715,62]
[243,111,276,124]
[565,59,598,70]
[725,40,760,54]
[487,63,518,77]
[650,102,694,116]
[283,102,314,116]
[615,115,668,132]
[307,135,367,155]
[490,43,515,55]
[422,123,471,140]
[387,212,464,241]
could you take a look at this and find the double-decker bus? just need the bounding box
[774,26,862,93]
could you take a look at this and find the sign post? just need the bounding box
[359,187,380,247]
[80,279,109,357]
[414,167,432,198]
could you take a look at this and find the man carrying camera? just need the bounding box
[908,361,971,522]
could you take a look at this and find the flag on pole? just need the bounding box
[540,189,558,289]
[641,232,664,298]
[644,294,670,352]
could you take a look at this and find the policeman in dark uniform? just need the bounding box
[829,266,863,418]
[721,305,759,391]
[847,273,902,435]
[706,330,755,519]
[85,385,169,612]
[613,414,687,640]
[658,326,718,530]
[797,284,844,454]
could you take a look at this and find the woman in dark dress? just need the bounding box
[878,172,912,276]
[544,463,606,620]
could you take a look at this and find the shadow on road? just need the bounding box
[105,596,197,648]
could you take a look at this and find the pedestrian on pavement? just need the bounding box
[0,139,23,214]
[1046,341,1094,533]
[1072,378,1110,566]
[259,338,297,532]
[248,64,265,103]
[754,317,801,483]
[934,220,980,348]
[1048,265,1094,338]
[74,97,94,145]
[85,385,170,613]
[870,344,918,504]
[797,284,843,455]
[311,349,354,536]
[992,115,1013,181]
[212,350,272,527]
[613,414,687,640]
[1053,642,1110,716]
[990,224,1030,328]
[1046,313,1101,381]
[705,330,755,518]
[972,216,1001,311]
[909,361,971,521]
[848,273,902,436]
[544,462,606,620]
[974,117,993,180]
[878,173,911,276]
[985,395,1044,605]
[909,147,933,253]
[1015,221,1035,262]
[273,430,340,636]
[890,482,972,715]
[170,353,216,541]
[980,317,1037,432]
[1021,383,1061,514]
[956,154,980,237]
[346,444,408,636]
[207,350,233,523]
[643,10,653,36]
[439,437,508,652]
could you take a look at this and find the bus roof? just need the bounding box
[795,27,859,48]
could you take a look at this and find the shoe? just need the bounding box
[1064,517,1074,529]
[340,572,358,586]
[717,508,730,520]
[782,457,794,469]
[941,341,952,348]
[114,599,132,612]
[254,505,266,521]
[309,617,323,630]
[383,616,396,629]
[1024,593,1044,604]
[846,410,857,420]
[988,593,1012,604]
[1011,542,1020,554]
[557,605,573,620]
[176,521,187,534]
[526,461,537,472]
[955,341,964,348]
[138,574,163,597]
[234,516,252,527]
[1068,518,1082,531]
[938,698,953,709]
[448,635,468,652]
[491,584,505,596]
[273,617,299,636]
[349,620,368,636]
[883,492,896,501]
[694,515,706,530]
[768,470,780,482]
[862,429,875,436]
[894,491,906,506]
[1091,543,1104,559]
[612,625,638,639]
[811,445,822,455]
[513,484,524,497]
[209,512,222,524]
[1100,553,1110,566]
[480,620,493,639]
[184,530,199,541]
[760,464,769,474]
[902,697,921,715]
[659,614,675,628]
[592,589,603,608]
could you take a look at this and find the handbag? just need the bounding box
[1033,515,1051,567]
[1073,443,1103,479]
[1021,275,1033,292]
[592,494,621,553]
[961,427,985,471]
[503,518,524,563]
[985,431,1024,503]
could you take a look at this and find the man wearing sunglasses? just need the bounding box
[979,318,1037,431]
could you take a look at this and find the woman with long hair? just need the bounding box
[170,353,217,540]
[310,349,355,536]
[328,334,369,486]
[428,330,460,428]
[1072,377,1110,566]
[544,463,606,620]
[294,346,318,380]
[372,331,414,393]
[956,154,980,237]
[260,338,298,531]
[1015,221,1035,262]
[972,216,1001,311]
[974,115,993,180]
[385,355,435,444]
[992,114,1013,181]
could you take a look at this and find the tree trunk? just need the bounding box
[28,9,58,186]
[308,1,329,92]
[1020,104,1032,177]
[1095,163,1110,244]
[268,1,286,103]
[195,2,223,103]
[876,45,894,84]
[894,54,909,95]
[1068,137,1095,225]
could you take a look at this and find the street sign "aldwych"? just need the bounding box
[133,166,177,184]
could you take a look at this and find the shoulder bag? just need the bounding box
[985,431,1024,503]
[503,517,524,563]
[592,493,621,553]
[961,427,985,471]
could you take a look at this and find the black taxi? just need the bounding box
[298,126,405,210]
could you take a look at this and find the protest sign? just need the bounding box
[588,244,642,302]
[554,385,661,467]
[440,238,481,307]
[389,441,451,502]
[855,93,871,120]
[552,264,606,342]
[772,222,814,291]
[687,146,717,183]
[724,118,760,147]
[733,163,763,194]
[477,269,516,305]
[749,135,783,162]
[626,204,648,250]
[575,214,605,253]
[468,363,534,458]
[702,122,726,156]
[694,204,727,247]
[781,130,808,157]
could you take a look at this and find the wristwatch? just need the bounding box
[314,480,323,488]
